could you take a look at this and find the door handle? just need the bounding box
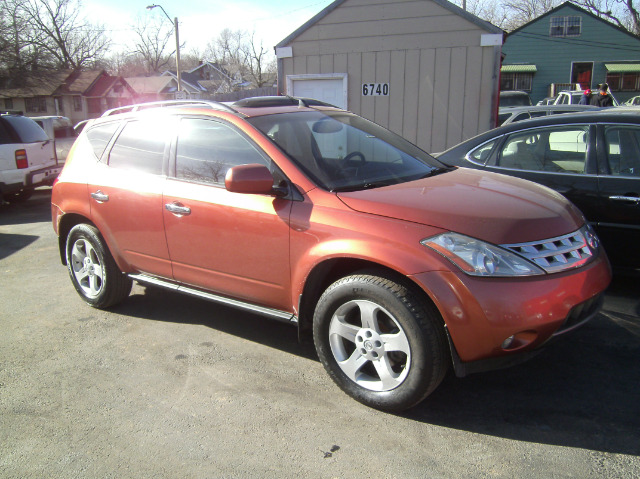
[609,195,640,204]
[90,190,109,202]
[165,202,191,216]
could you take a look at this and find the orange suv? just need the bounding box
[52,97,611,411]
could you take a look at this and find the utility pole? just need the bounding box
[146,4,182,94]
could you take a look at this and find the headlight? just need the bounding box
[421,232,545,277]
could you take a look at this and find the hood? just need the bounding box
[336,168,584,245]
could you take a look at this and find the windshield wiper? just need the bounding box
[419,166,455,179]
[331,180,396,193]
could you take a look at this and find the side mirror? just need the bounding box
[225,163,278,195]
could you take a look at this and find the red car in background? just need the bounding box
[52,97,611,411]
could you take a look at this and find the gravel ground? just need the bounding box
[1,189,639,479]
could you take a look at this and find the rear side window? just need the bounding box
[108,119,170,175]
[86,122,120,159]
[3,116,48,143]
[175,118,269,185]
[0,120,14,144]
[604,126,640,177]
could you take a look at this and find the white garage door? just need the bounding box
[289,76,347,109]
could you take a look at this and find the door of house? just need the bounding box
[571,62,593,90]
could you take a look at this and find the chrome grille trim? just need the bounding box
[502,227,595,274]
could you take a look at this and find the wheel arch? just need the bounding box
[297,258,445,343]
[57,213,96,265]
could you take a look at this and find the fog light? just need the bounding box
[501,335,515,349]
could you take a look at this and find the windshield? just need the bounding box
[247,110,446,191]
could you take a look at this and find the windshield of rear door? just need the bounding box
[247,110,448,192]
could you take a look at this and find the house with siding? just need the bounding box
[275,0,503,153]
[0,70,134,124]
[501,2,640,104]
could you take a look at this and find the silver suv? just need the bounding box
[0,113,60,203]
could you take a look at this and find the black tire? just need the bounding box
[4,189,34,203]
[65,224,132,308]
[313,273,449,412]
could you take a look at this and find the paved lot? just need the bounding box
[1,189,639,478]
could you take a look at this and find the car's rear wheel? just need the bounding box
[66,224,132,308]
[313,272,448,412]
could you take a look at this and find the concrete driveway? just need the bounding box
[1,189,639,478]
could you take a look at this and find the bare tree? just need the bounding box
[131,14,174,75]
[574,0,640,36]
[244,33,276,87]
[501,0,561,30]
[204,29,276,90]
[21,0,110,69]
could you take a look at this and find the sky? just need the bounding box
[83,0,336,57]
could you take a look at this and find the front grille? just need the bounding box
[502,227,596,273]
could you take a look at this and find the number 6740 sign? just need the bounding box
[362,83,389,96]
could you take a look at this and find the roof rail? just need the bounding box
[101,100,238,117]
[232,96,339,109]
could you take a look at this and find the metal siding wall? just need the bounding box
[417,49,436,151]
[374,51,391,127]
[280,0,501,152]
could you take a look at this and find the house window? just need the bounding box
[500,73,533,92]
[606,73,621,91]
[25,97,47,113]
[73,96,83,112]
[622,73,639,91]
[87,98,102,114]
[4,98,13,110]
[566,16,581,36]
[550,16,581,37]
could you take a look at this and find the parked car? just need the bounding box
[553,89,619,106]
[536,97,556,106]
[499,90,532,107]
[497,104,599,126]
[52,97,610,411]
[30,115,78,163]
[623,95,640,106]
[0,113,61,202]
[437,109,640,273]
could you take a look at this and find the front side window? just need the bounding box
[498,126,589,174]
[604,126,640,177]
[176,118,269,185]
[86,122,120,160]
[108,119,171,175]
[248,111,445,191]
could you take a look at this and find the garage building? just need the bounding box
[275,0,503,153]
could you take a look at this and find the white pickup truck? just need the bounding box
[0,114,61,203]
[30,116,78,163]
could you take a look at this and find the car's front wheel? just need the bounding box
[66,224,132,308]
[313,272,448,412]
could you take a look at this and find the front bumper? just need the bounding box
[410,253,611,367]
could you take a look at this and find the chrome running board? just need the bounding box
[129,273,297,323]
